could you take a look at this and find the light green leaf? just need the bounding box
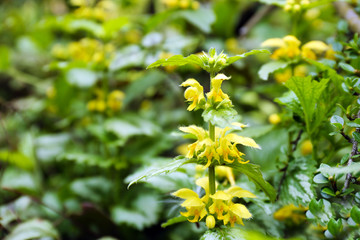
[275,91,303,118]
[66,68,98,88]
[70,177,113,203]
[147,54,203,69]
[127,156,195,188]
[1,167,39,195]
[109,45,146,71]
[258,61,288,80]
[0,45,10,70]
[327,218,343,236]
[279,157,316,205]
[318,162,360,175]
[4,219,59,240]
[228,162,276,202]
[0,151,34,170]
[227,49,270,66]
[350,206,360,224]
[177,8,216,33]
[330,115,344,130]
[200,227,284,240]
[202,107,240,128]
[347,122,360,128]
[161,216,187,228]
[339,62,356,73]
[57,153,124,169]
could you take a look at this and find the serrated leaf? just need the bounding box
[228,162,276,202]
[285,76,329,135]
[147,54,203,69]
[258,61,288,80]
[4,219,59,240]
[161,216,187,228]
[279,157,316,205]
[351,206,360,224]
[127,156,195,188]
[275,91,303,118]
[202,107,240,128]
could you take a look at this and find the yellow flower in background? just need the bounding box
[181,79,205,111]
[162,0,200,10]
[301,41,329,60]
[284,0,310,12]
[172,177,210,222]
[87,99,106,112]
[261,35,301,60]
[207,74,231,103]
[274,204,307,224]
[217,166,235,186]
[300,140,313,155]
[273,64,308,83]
[107,90,125,111]
[179,125,260,168]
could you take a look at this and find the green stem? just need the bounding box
[209,122,216,195]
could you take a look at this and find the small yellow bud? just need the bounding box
[284,4,292,11]
[293,4,301,11]
[300,140,313,155]
[206,215,216,229]
[192,1,200,10]
[179,0,189,9]
[269,113,281,125]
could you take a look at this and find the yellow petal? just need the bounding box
[181,197,204,207]
[230,203,252,219]
[226,134,260,149]
[226,186,257,199]
[210,191,232,201]
[261,38,285,48]
[231,122,248,128]
[179,125,206,138]
[172,188,199,199]
[283,35,301,46]
[181,78,201,87]
[213,73,231,81]
[302,41,328,52]
[196,177,209,193]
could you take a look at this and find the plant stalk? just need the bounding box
[209,122,216,195]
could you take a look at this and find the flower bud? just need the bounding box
[269,113,281,125]
[218,58,227,66]
[206,215,216,229]
[208,57,215,65]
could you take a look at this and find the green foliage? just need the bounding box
[4,219,59,240]
[258,61,288,80]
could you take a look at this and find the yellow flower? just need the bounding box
[273,204,307,224]
[268,113,281,125]
[206,215,216,229]
[301,41,329,60]
[210,186,256,227]
[179,125,260,168]
[300,140,313,155]
[181,79,205,111]
[216,166,235,186]
[261,35,301,60]
[107,90,125,111]
[207,74,231,103]
[172,177,210,222]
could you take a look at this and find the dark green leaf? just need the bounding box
[161,216,187,228]
[339,62,356,73]
[340,154,350,165]
[321,187,336,197]
[177,8,216,33]
[327,218,343,236]
[351,206,360,224]
[353,132,360,142]
[309,199,324,215]
[228,162,276,202]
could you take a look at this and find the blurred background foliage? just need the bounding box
[1,0,360,239]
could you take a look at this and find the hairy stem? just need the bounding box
[209,122,216,195]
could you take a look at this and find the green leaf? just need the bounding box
[161,216,187,228]
[353,132,360,142]
[275,91,303,118]
[350,206,360,224]
[313,173,329,184]
[339,62,356,73]
[340,153,350,165]
[58,153,125,169]
[226,49,270,66]
[147,54,203,69]
[327,218,343,236]
[285,76,329,135]
[318,162,360,175]
[228,162,276,202]
[309,199,324,215]
[127,156,195,188]
[177,8,216,33]
[0,45,10,70]
[66,68,98,88]
[279,157,316,205]
[200,227,282,240]
[330,115,344,130]
[202,107,239,128]
[321,187,336,197]
[70,177,113,203]
[4,219,59,240]
[258,61,288,80]
[347,122,360,128]
[0,151,34,170]
[109,45,145,71]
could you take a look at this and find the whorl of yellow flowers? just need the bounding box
[172,177,256,228]
[261,35,335,61]
[87,90,125,112]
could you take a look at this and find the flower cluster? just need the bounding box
[87,90,125,112]
[284,0,310,12]
[70,0,118,21]
[162,0,200,10]
[172,177,256,228]
[261,35,335,61]
[52,38,115,66]
[179,125,260,168]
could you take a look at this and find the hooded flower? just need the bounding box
[261,35,301,60]
[181,78,205,111]
[207,74,231,103]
